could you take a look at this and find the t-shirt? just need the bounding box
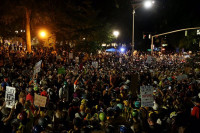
[191,106,200,119]
[26,93,34,104]
[40,91,47,96]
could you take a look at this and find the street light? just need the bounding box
[144,0,154,9]
[39,31,46,38]
[131,0,154,56]
[113,30,120,38]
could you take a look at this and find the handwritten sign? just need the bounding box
[92,61,98,68]
[34,60,42,74]
[140,86,154,107]
[34,93,47,107]
[69,53,73,59]
[5,86,16,108]
[75,57,79,63]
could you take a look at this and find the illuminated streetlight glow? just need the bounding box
[40,31,46,37]
[113,31,120,38]
[144,0,154,9]
[40,31,46,38]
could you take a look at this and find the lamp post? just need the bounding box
[131,0,154,56]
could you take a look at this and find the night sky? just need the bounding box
[93,0,200,47]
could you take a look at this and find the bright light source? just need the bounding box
[120,47,125,52]
[83,38,86,40]
[40,31,46,38]
[113,31,120,38]
[144,0,153,9]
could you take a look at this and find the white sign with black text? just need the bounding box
[5,86,16,108]
[140,86,154,107]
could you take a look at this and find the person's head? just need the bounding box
[147,113,157,126]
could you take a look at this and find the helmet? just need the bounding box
[117,103,123,110]
[134,101,141,108]
[81,99,87,105]
[132,109,138,117]
[120,125,127,133]
[17,111,27,125]
[99,112,106,122]
[17,112,27,121]
[32,125,42,133]
[123,100,129,107]
[168,77,172,81]
[107,107,114,117]
[33,86,38,91]
[170,111,177,119]
[105,125,114,133]
[38,117,47,128]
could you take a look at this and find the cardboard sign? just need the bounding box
[177,74,188,81]
[34,60,42,74]
[75,57,79,63]
[34,93,47,107]
[5,86,16,108]
[92,61,98,68]
[140,86,154,107]
[69,53,73,59]
[58,67,66,74]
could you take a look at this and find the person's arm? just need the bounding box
[3,105,15,123]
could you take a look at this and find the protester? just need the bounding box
[0,45,200,133]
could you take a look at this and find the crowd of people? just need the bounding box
[0,45,200,133]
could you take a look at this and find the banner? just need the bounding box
[69,53,73,59]
[34,60,42,74]
[58,67,66,74]
[140,86,154,107]
[5,86,16,108]
[34,93,47,107]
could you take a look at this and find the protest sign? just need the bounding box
[140,86,154,107]
[146,56,152,64]
[34,60,42,74]
[177,74,188,81]
[34,93,47,107]
[5,86,16,108]
[92,61,98,68]
[119,58,122,64]
[69,53,73,59]
[58,67,66,74]
[75,57,79,63]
